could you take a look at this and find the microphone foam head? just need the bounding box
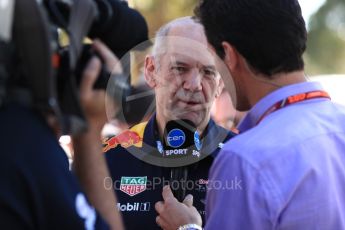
[164,119,196,150]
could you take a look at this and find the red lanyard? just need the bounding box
[256,90,331,125]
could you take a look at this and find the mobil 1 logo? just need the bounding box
[117,202,151,212]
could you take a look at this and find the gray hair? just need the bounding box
[151,16,196,59]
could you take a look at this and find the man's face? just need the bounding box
[151,37,223,129]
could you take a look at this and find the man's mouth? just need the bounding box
[185,101,199,106]
[178,99,201,106]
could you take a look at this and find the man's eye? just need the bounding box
[202,68,216,77]
[171,66,187,74]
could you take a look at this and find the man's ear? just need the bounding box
[215,77,224,98]
[222,42,238,72]
[144,55,157,88]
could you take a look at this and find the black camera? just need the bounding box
[58,44,117,90]
[0,0,149,134]
[48,0,148,87]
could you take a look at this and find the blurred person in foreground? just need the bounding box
[102,17,236,229]
[0,1,127,228]
[154,0,345,229]
[0,41,123,229]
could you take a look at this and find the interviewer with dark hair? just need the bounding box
[154,1,345,229]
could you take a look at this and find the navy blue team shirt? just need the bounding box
[104,114,236,229]
[0,104,108,229]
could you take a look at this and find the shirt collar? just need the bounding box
[142,113,158,148]
[237,81,325,133]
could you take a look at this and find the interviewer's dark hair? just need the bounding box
[195,0,307,77]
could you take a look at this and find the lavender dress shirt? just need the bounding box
[205,82,345,229]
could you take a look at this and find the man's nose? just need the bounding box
[182,68,202,92]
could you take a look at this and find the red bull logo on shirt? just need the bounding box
[120,176,147,196]
[102,130,143,152]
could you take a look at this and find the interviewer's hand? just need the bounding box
[155,185,202,230]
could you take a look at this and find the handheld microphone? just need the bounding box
[162,119,197,201]
[170,167,188,202]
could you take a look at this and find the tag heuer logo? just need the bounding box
[120,177,147,196]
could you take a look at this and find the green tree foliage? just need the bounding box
[131,0,345,75]
[131,0,198,38]
[306,0,345,74]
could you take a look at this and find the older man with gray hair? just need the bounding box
[102,17,236,229]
